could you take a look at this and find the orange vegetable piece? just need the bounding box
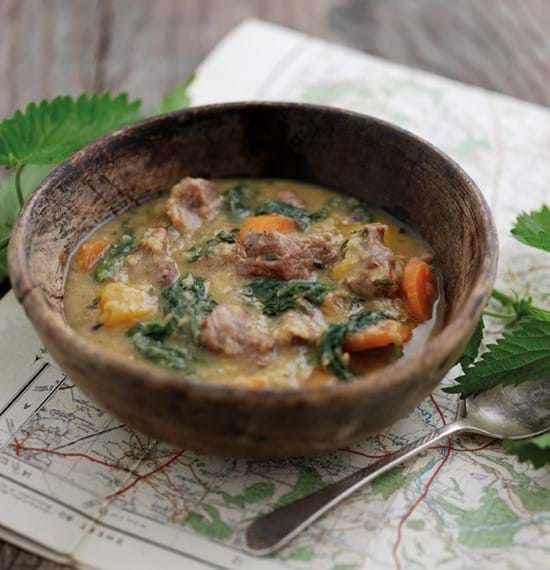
[98,283,158,328]
[77,240,110,271]
[304,368,336,387]
[233,377,268,390]
[344,320,411,352]
[238,214,297,241]
[403,257,437,322]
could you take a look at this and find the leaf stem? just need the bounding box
[483,309,515,320]
[491,288,515,307]
[14,164,25,209]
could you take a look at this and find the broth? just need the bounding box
[65,178,443,389]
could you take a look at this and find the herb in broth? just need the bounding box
[160,274,217,342]
[130,328,194,371]
[93,225,136,282]
[127,274,216,370]
[255,201,326,231]
[244,279,334,316]
[87,296,101,309]
[187,229,238,262]
[319,311,391,380]
[223,184,258,218]
[327,195,372,222]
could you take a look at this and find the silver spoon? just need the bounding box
[246,379,550,556]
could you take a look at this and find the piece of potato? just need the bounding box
[330,258,353,280]
[98,283,158,328]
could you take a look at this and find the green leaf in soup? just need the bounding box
[223,184,258,218]
[244,279,334,316]
[319,311,390,380]
[187,229,238,262]
[127,274,217,369]
[0,93,142,167]
[129,329,194,372]
[255,200,326,231]
[511,205,550,253]
[318,322,351,380]
[159,273,217,342]
[504,432,550,468]
[188,238,219,262]
[93,229,137,283]
[444,315,550,398]
[158,73,195,114]
[216,229,238,243]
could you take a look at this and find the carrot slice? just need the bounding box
[238,214,297,241]
[77,240,110,271]
[403,257,437,322]
[344,320,411,352]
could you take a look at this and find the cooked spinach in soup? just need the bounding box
[65,178,442,389]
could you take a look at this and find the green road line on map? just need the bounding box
[222,481,275,508]
[188,505,232,540]
[437,488,520,547]
[275,465,324,508]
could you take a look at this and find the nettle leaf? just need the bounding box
[504,433,550,469]
[255,201,326,231]
[511,205,550,253]
[445,315,550,397]
[0,165,52,280]
[159,73,195,114]
[459,318,484,370]
[0,93,142,167]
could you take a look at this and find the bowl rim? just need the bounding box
[8,101,499,405]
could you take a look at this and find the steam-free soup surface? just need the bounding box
[65,178,442,389]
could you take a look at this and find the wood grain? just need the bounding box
[0,0,548,567]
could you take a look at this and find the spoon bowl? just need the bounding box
[463,378,550,439]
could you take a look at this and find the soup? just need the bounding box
[65,178,442,389]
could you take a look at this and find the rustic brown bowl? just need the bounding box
[8,103,498,458]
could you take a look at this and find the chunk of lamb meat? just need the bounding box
[133,227,180,286]
[341,223,401,299]
[275,308,326,345]
[201,304,274,356]
[238,232,337,280]
[276,190,304,208]
[165,177,222,233]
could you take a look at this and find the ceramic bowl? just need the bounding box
[9,103,498,457]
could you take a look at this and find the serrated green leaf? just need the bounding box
[0,165,52,280]
[459,318,484,370]
[159,73,195,114]
[0,93,142,167]
[504,433,550,468]
[444,316,550,397]
[511,205,550,253]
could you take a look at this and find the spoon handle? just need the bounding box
[246,420,468,556]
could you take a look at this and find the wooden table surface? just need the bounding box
[1,0,549,567]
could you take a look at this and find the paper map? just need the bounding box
[0,20,549,570]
